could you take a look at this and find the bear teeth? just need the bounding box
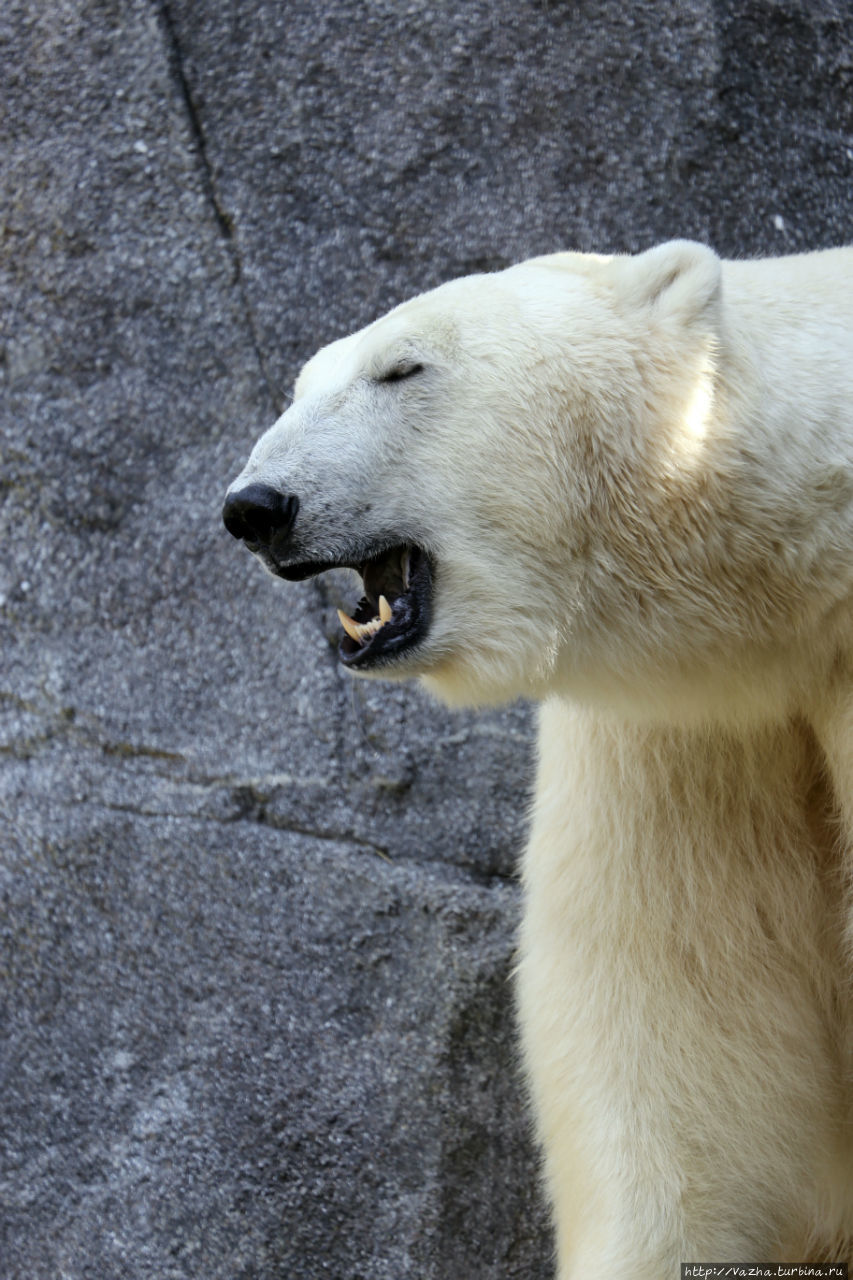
[337,594,393,646]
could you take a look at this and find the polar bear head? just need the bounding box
[224,242,724,708]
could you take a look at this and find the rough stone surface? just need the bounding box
[1,1,851,1276]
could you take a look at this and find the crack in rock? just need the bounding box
[152,0,283,412]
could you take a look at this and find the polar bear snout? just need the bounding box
[222,483,299,552]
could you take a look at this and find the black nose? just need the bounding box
[222,483,299,545]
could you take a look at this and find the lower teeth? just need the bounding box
[338,594,394,647]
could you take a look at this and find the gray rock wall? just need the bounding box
[1,2,850,1276]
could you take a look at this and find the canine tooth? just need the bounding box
[401,549,411,589]
[338,609,363,643]
[379,594,392,623]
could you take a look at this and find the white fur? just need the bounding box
[230,242,853,1272]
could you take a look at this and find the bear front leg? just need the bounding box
[517,699,846,1277]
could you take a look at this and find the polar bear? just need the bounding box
[223,241,853,1276]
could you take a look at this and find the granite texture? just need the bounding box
[1,0,851,1276]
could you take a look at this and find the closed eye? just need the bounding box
[375,362,425,384]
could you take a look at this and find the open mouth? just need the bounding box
[271,543,432,671]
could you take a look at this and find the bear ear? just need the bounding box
[616,240,722,326]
